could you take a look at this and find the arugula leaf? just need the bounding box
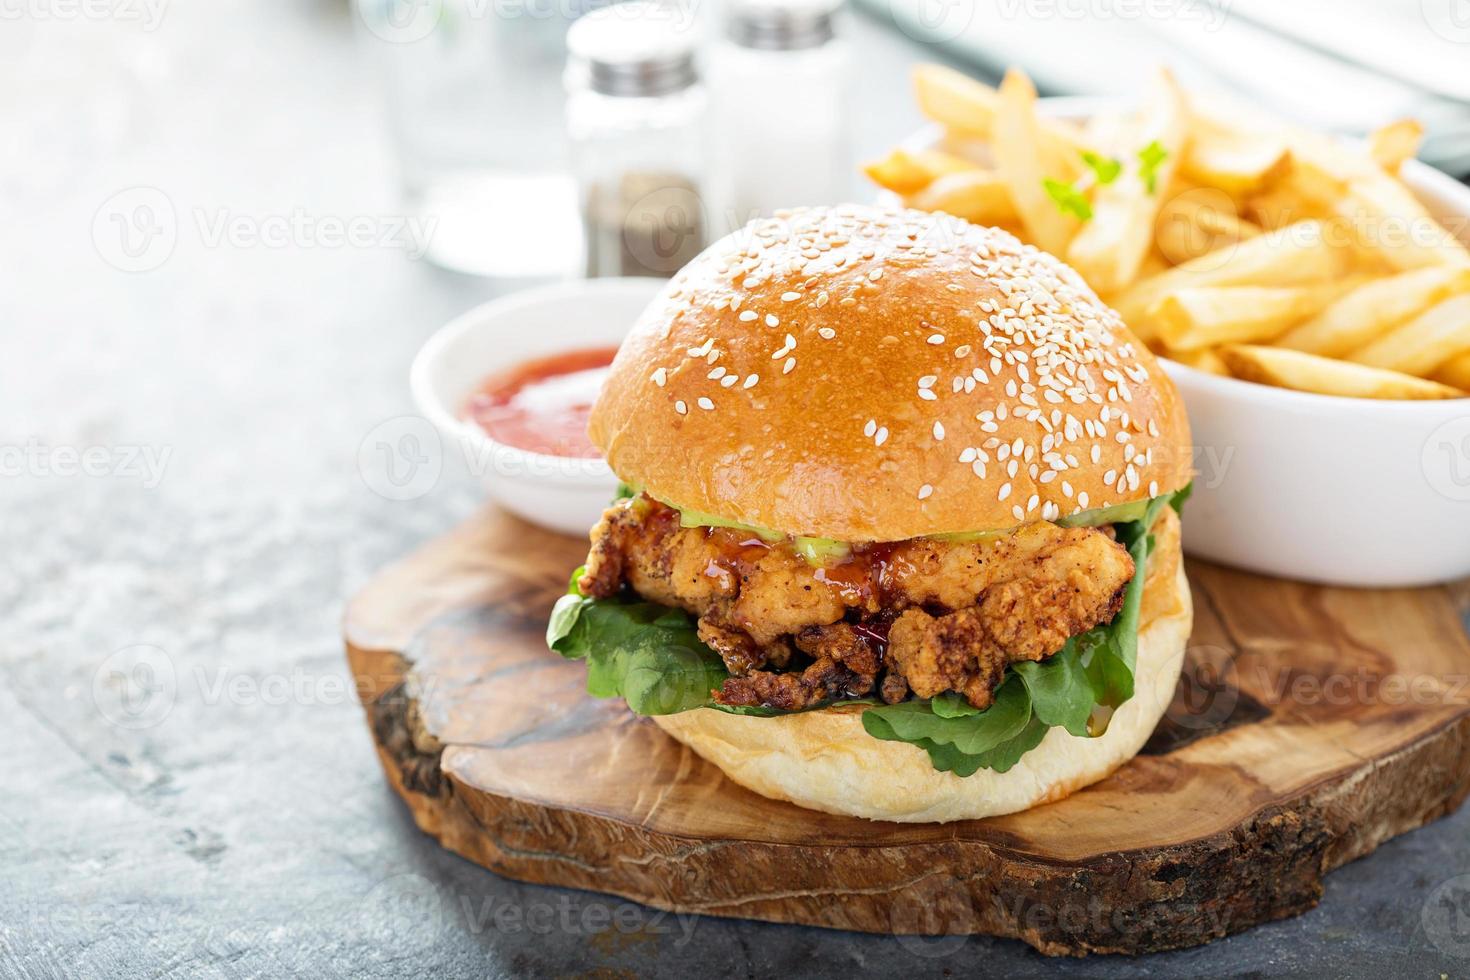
[547,590,727,715]
[1042,178,1093,221]
[1081,151,1122,185]
[1137,140,1169,193]
[1011,641,1094,736]
[863,675,1032,757]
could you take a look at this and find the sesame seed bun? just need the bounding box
[589,205,1191,541]
[651,555,1191,823]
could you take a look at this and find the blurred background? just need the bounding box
[5,1,1470,975]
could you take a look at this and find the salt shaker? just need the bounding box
[565,2,708,279]
[708,0,851,222]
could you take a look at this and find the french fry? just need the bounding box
[863,149,934,195]
[913,63,1001,138]
[1244,183,1326,231]
[912,64,1088,159]
[1112,219,1346,333]
[906,169,1019,227]
[1149,281,1357,351]
[1219,344,1467,400]
[1181,116,1291,197]
[1275,266,1470,357]
[1369,118,1424,173]
[1155,186,1261,265]
[863,148,977,195]
[1433,350,1470,390]
[1347,293,1470,376]
[1067,68,1189,294]
[1333,173,1470,271]
[1167,347,1229,376]
[992,69,1079,257]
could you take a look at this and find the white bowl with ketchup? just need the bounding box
[411,277,666,536]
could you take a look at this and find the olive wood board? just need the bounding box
[344,507,1470,956]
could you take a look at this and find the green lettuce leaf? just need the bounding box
[547,578,728,715]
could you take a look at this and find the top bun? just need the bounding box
[589,205,1191,542]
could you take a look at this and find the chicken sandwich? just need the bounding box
[549,205,1193,822]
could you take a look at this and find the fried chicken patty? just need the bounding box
[578,494,1137,711]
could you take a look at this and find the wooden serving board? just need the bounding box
[345,508,1470,956]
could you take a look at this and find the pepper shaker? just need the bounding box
[565,2,709,279]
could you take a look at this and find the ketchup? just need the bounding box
[463,346,618,458]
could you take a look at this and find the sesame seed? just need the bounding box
[708,367,726,380]
[959,447,976,463]
[697,397,714,410]
[816,291,829,307]
[739,310,757,322]
[765,314,779,327]
[781,291,800,302]
[783,357,796,374]
[1077,491,1089,509]
[918,389,937,401]
[918,375,937,389]
[1149,479,1159,497]
[818,327,836,339]
[744,374,759,388]
[652,367,667,387]
[927,334,945,345]
[864,419,877,437]
[998,482,1012,501]
[917,484,933,500]
[721,375,738,388]
[933,422,945,440]
[1012,504,1025,522]
[875,427,889,447]
[675,400,688,415]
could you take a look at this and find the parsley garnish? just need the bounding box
[1081,151,1122,185]
[1137,140,1168,193]
[1042,178,1093,221]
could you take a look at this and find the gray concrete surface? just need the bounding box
[3,1,1468,977]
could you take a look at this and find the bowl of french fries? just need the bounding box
[866,64,1470,586]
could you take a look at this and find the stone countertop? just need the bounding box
[3,2,1467,977]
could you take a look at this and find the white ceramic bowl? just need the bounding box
[900,107,1470,586]
[411,278,666,536]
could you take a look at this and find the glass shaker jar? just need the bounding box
[708,0,852,221]
[565,2,709,279]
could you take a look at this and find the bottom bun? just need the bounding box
[653,563,1192,823]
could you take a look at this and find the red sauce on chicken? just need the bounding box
[463,346,618,458]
